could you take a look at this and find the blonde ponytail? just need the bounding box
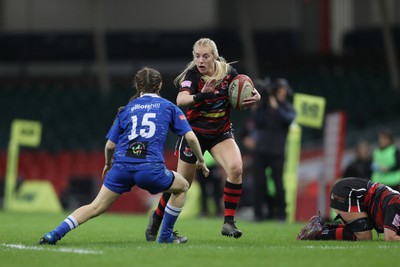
[174,61,196,87]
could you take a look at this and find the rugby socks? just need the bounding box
[53,215,79,239]
[158,203,182,242]
[154,192,172,221]
[223,181,242,223]
[320,227,356,241]
[324,223,345,230]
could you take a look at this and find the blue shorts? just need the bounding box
[103,165,175,195]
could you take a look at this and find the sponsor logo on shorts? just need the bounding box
[183,146,193,157]
[332,193,345,203]
[126,141,148,159]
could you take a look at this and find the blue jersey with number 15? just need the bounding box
[106,93,191,170]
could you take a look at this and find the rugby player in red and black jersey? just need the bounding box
[145,38,261,241]
[298,177,400,241]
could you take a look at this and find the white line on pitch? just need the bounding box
[304,245,398,250]
[1,243,103,255]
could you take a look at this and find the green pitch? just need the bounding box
[0,211,398,267]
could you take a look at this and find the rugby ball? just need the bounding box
[228,74,254,110]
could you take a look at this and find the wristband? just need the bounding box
[193,92,205,102]
[193,92,214,102]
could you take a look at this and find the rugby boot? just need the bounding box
[39,231,60,245]
[145,210,162,242]
[297,214,324,240]
[158,231,188,244]
[221,221,242,238]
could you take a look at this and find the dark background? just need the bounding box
[1,0,399,152]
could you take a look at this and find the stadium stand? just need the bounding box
[1,30,399,213]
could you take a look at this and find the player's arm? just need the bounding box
[384,228,400,241]
[176,91,195,107]
[184,131,209,177]
[102,140,116,178]
[176,79,217,107]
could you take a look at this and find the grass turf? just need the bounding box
[0,211,399,267]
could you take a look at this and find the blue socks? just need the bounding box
[158,203,182,242]
[53,215,79,239]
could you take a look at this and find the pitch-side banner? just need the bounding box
[293,93,326,129]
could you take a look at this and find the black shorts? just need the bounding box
[175,130,234,164]
[330,178,371,213]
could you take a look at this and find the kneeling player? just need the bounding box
[297,177,400,241]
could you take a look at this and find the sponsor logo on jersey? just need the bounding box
[126,141,148,159]
[130,103,161,112]
[183,146,193,157]
[181,80,192,88]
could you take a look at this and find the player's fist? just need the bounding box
[196,161,210,177]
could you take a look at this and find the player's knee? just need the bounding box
[344,217,373,241]
[172,171,189,191]
[229,163,243,180]
[346,217,373,232]
[175,175,190,192]
[181,179,190,192]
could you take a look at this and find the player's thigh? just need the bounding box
[177,159,196,185]
[91,185,120,211]
[335,210,369,222]
[211,138,242,177]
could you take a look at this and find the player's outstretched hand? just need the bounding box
[196,161,210,177]
[201,79,217,93]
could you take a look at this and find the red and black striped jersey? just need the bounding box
[364,181,400,234]
[178,66,238,137]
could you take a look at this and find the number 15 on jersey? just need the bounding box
[128,113,157,140]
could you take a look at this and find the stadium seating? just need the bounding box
[1,29,400,214]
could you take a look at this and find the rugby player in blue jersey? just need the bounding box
[39,67,209,245]
[146,38,261,240]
